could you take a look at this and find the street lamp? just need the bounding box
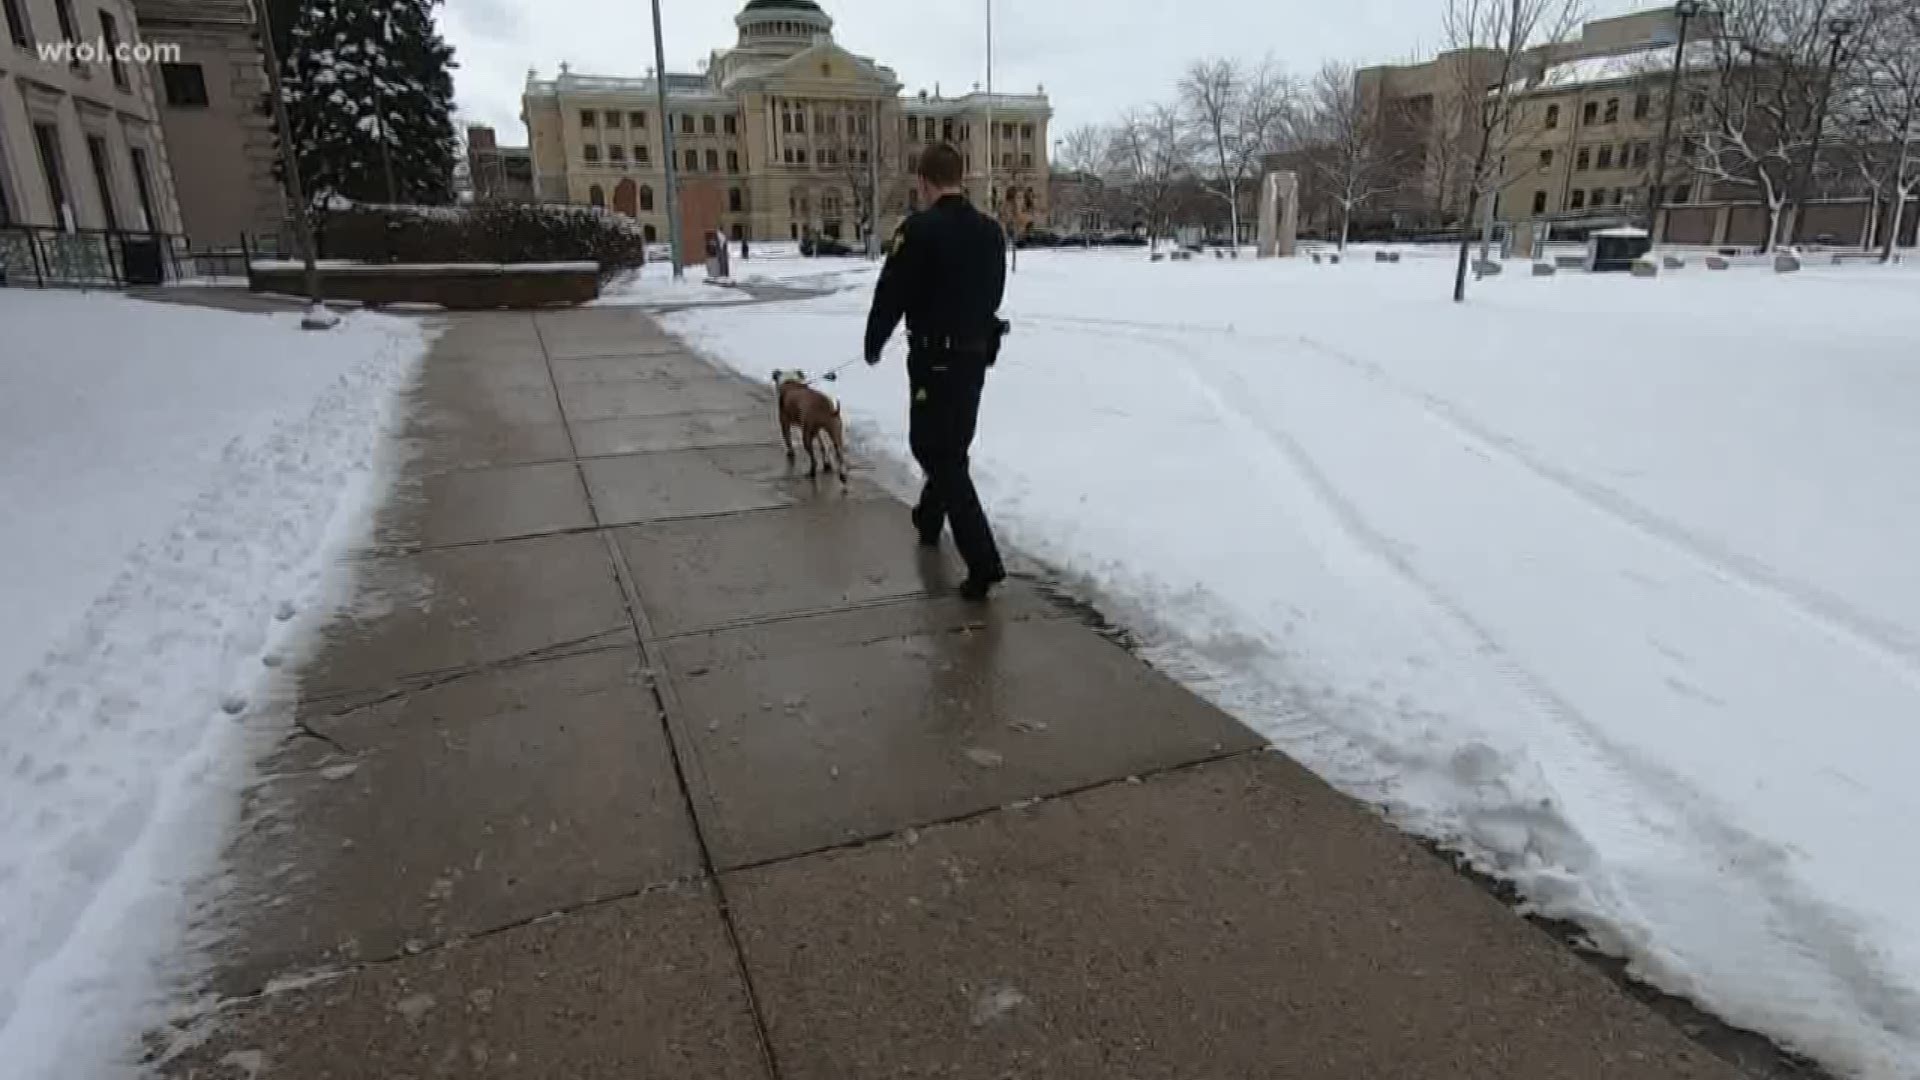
[251,0,331,328]
[1793,12,1858,244]
[1644,0,1705,238]
[650,0,684,279]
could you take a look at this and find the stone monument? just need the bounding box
[1256,171,1299,258]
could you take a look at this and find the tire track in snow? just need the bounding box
[1286,331,1920,691]
[1093,320,1918,1068]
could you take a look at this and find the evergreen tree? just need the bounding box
[280,0,458,207]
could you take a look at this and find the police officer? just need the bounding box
[864,142,1008,601]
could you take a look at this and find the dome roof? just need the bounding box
[742,0,823,10]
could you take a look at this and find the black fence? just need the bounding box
[0,225,277,289]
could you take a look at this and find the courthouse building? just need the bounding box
[521,0,1051,244]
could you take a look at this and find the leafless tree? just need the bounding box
[1178,57,1297,245]
[1851,0,1919,260]
[1056,123,1109,176]
[1105,103,1193,249]
[1691,0,1866,252]
[1441,0,1585,302]
[1302,62,1404,250]
[820,103,897,250]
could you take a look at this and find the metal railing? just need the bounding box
[0,225,195,289]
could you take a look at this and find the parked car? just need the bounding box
[801,235,855,257]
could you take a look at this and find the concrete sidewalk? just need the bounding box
[159,306,1737,1079]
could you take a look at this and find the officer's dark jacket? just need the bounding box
[864,193,1007,360]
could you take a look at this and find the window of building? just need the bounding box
[1633,92,1651,120]
[790,222,799,240]
[52,0,77,43]
[581,109,597,128]
[685,149,698,170]
[794,110,805,134]
[635,144,649,165]
[1021,152,1032,168]
[99,12,129,89]
[583,144,601,163]
[128,146,156,231]
[32,122,72,230]
[731,223,744,241]
[85,134,119,230]
[782,110,793,134]
[703,115,716,135]
[609,145,627,164]
[630,111,648,128]
[727,150,739,172]
[1545,103,1559,129]
[942,119,953,142]
[1630,142,1649,168]
[1592,187,1607,205]
[705,148,719,171]
[1575,147,1590,171]
[681,114,694,134]
[160,63,209,108]
[1670,183,1690,204]
[3,0,31,49]
[1582,100,1597,125]
[796,147,807,164]
[1532,190,1548,214]
[589,184,604,207]
[1615,187,1630,205]
[1597,145,1613,169]
[644,223,657,242]
[1022,123,1034,139]
[1538,149,1552,169]
[908,116,919,139]
[1570,189,1586,209]
[725,115,737,135]
[640,184,654,211]
[1001,152,1012,169]
[605,110,622,128]
[729,187,743,212]
[783,147,793,164]
[1604,97,1619,123]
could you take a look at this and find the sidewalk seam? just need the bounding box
[535,312,789,1080]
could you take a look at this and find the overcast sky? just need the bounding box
[441,0,1659,144]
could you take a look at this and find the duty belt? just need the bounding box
[909,332,993,352]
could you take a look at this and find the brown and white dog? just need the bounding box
[772,370,848,481]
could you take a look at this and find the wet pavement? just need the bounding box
[155,305,1741,1079]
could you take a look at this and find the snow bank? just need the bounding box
[593,262,752,308]
[0,290,431,1079]
[666,249,1920,1079]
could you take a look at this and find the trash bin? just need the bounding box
[120,234,165,286]
[1587,227,1652,273]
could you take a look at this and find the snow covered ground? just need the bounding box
[0,290,430,1080]
[667,248,1920,1079]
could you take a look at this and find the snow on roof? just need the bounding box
[903,92,1050,115]
[1593,226,1650,237]
[1510,39,1716,95]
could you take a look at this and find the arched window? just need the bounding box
[643,223,657,242]
[588,184,605,208]
[728,187,743,213]
[640,185,654,212]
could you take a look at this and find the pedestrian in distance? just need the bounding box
[864,142,1010,601]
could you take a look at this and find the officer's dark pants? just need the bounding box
[908,349,1003,579]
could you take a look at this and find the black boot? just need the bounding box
[958,567,1006,602]
[912,504,942,547]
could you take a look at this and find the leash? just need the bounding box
[809,357,863,385]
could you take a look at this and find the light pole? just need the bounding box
[1792,13,1858,245]
[251,0,330,327]
[1644,0,1704,238]
[650,0,684,279]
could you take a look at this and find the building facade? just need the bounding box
[466,123,534,204]
[521,0,1050,245]
[132,0,282,250]
[0,0,182,239]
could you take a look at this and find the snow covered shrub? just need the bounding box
[318,203,648,274]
